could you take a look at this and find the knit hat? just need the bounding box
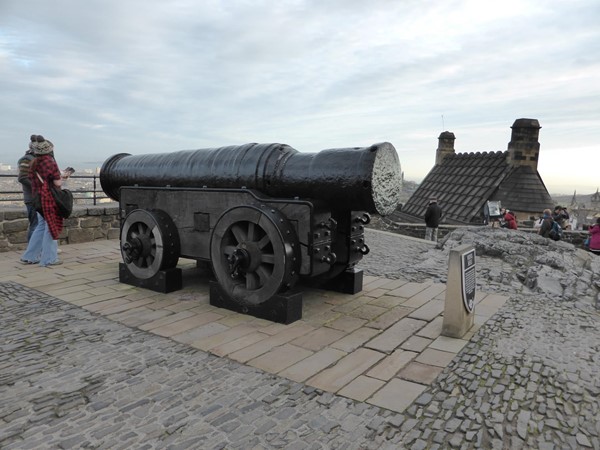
[28,134,37,151]
[31,135,54,155]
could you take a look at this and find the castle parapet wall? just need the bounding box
[0,204,120,253]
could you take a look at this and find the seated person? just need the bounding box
[538,209,554,238]
[502,210,518,230]
[552,206,570,230]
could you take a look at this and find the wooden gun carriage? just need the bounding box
[100,142,401,323]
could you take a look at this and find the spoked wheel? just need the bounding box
[210,205,300,306]
[120,209,180,279]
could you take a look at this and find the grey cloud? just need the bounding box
[1,0,599,192]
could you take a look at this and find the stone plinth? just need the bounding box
[442,244,475,338]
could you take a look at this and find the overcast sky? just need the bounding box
[1,0,599,194]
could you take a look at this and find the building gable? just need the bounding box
[392,118,554,225]
[400,151,508,224]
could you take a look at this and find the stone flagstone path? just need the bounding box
[0,239,507,414]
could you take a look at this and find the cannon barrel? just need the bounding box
[100,142,401,215]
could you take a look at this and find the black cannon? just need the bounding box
[101,142,401,323]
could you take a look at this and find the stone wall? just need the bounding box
[0,204,120,253]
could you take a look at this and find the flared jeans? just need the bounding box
[21,213,59,266]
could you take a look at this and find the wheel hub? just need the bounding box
[122,238,141,263]
[228,241,264,276]
[228,247,250,277]
[122,235,153,263]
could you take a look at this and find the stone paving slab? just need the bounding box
[366,349,418,381]
[279,347,347,383]
[398,361,444,385]
[368,378,428,413]
[209,330,270,357]
[365,317,429,353]
[330,326,381,353]
[248,343,314,374]
[307,348,386,393]
[338,376,387,403]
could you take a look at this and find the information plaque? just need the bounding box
[461,249,476,313]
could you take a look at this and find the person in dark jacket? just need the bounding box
[552,206,570,229]
[424,197,442,242]
[17,135,38,241]
[538,209,554,238]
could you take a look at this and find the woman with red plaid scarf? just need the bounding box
[20,135,64,267]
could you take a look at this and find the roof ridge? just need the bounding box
[453,150,507,157]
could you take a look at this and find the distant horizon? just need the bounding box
[1,1,599,201]
[0,161,595,199]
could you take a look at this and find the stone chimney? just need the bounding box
[435,131,456,165]
[507,118,541,170]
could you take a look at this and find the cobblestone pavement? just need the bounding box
[2,229,600,449]
[358,230,439,282]
[1,282,396,450]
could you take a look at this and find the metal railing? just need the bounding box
[0,173,111,205]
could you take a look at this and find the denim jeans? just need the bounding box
[21,213,58,266]
[25,203,39,242]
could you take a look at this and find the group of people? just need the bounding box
[423,198,518,242]
[517,206,599,253]
[18,135,71,267]
[423,197,598,254]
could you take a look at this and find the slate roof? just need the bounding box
[392,150,553,224]
[492,165,553,214]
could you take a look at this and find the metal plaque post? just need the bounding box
[442,244,476,338]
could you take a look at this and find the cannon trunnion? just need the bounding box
[102,142,401,323]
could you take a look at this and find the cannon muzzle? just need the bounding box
[100,142,401,215]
